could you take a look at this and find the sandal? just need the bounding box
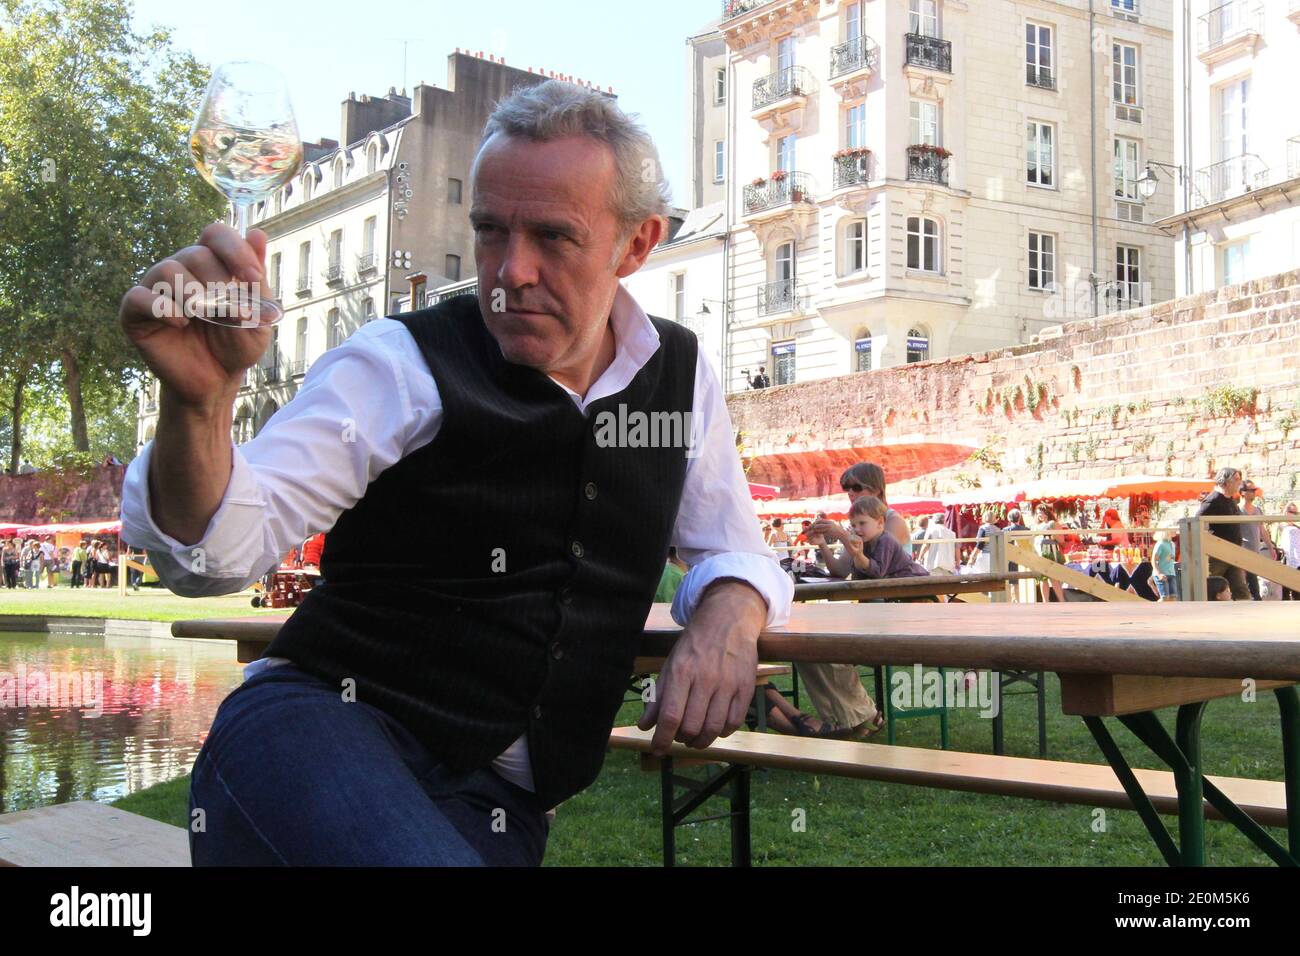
[843,711,886,740]
[789,712,841,738]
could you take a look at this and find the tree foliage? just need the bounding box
[0,0,224,466]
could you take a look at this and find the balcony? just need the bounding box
[832,150,872,190]
[324,263,344,285]
[252,361,282,387]
[295,276,311,296]
[751,66,815,134]
[743,171,815,217]
[906,145,950,186]
[756,278,808,318]
[1197,2,1264,67]
[1289,136,1300,181]
[721,0,764,20]
[289,359,311,378]
[430,281,479,305]
[1026,65,1056,91]
[904,33,951,74]
[1192,154,1269,209]
[829,36,878,95]
[356,252,378,274]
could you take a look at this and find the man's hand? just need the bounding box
[120,223,273,409]
[639,579,765,754]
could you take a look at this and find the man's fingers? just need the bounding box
[120,284,188,332]
[199,222,266,283]
[723,691,749,738]
[127,259,206,328]
[637,698,658,732]
[688,689,733,750]
[649,675,690,755]
[674,677,714,745]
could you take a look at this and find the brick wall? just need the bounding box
[0,465,125,525]
[728,269,1300,506]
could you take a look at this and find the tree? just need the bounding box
[0,0,224,455]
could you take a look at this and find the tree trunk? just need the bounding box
[61,348,90,452]
[8,370,25,474]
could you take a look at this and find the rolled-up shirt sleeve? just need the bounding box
[668,351,793,628]
[120,319,442,597]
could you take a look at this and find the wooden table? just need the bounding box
[173,601,1300,866]
[793,572,1033,603]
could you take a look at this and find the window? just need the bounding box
[854,329,872,372]
[845,1,863,41]
[775,241,795,282]
[367,143,378,174]
[845,103,867,149]
[274,191,282,215]
[1111,0,1137,13]
[714,141,725,183]
[845,219,867,274]
[671,273,686,320]
[327,308,343,349]
[328,230,342,271]
[269,252,281,298]
[363,298,376,323]
[910,0,938,37]
[1026,121,1055,187]
[777,36,795,73]
[907,328,930,363]
[1116,245,1141,305]
[715,68,726,105]
[295,317,308,364]
[1026,23,1053,87]
[1112,43,1138,106]
[772,341,796,385]
[303,172,314,201]
[1114,137,1140,200]
[1217,78,1250,162]
[776,134,796,172]
[910,100,939,146]
[297,241,311,289]
[363,217,377,256]
[1028,232,1056,290]
[333,158,344,189]
[907,216,940,272]
[445,254,461,282]
[448,178,463,204]
[1221,240,1251,286]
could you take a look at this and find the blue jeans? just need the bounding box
[189,662,549,866]
[1154,571,1179,598]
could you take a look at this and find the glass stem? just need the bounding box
[235,202,250,239]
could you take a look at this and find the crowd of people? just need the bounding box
[1,536,125,590]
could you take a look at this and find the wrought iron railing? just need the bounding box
[905,33,952,73]
[743,171,815,214]
[832,153,871,189]
[1198,1,1263,54]
[757,279,807,317]
[1026,64,1056,90]
[295,276,311,294]
[752,66,816,111]
[356,252,378,273]
[430,281,479,305]
[1192,154,1269,209]
[721,0,764,20]
[289,360,311,378]
[906,146,949,186]
[325,263,344,284]
[830,36,878,79]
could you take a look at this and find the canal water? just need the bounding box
[0,631,245,813]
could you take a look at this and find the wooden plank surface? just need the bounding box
[1006,542,1145,602]
[793,572,1032,602]
[607,727,1288,827]
[0,801,189,867]
[174,601,1300,681]
[1204,536,1300,592]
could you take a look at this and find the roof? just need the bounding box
[663,202,725,245]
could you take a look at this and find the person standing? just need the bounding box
[965,509,1001,573]
[1196,467,1251,600]
[917,512,957,574]
[2,540,19,589]
[1151,530,1179,601]
[1239,480,1268,601]
[1278,502,1300,601]
[25,541,41,589]
[39,536,57,588]
[1033,504,1066,603]
[72,540,87,588]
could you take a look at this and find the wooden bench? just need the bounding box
[0,801,189,867]
[607,726,1290,866]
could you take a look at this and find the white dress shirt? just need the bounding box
[122,283,793,792]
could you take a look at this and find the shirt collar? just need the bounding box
[550,283,662,413]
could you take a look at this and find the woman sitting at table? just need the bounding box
[1098,508,1130,549]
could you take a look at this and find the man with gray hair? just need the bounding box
[118,81,792,865]
[1195,466,1250,600]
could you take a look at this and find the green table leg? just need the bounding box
[1173,702,1208,866]
[1277,686,1300,856]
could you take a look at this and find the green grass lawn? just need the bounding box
[113,670,1292,866]
[0,584,276,622]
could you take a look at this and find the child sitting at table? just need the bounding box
[844,496,929,579]
[1207,575,1232,602]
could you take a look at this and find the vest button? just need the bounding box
[570,540,584,559]
[558,588,574,605]
[550,641,564,660]
[584,481,597,500]
[533,704,544,720]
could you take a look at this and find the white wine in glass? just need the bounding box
[190,61,303,328]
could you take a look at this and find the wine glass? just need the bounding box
[189,61,303,328]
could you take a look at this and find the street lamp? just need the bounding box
[1135,160,1185,201]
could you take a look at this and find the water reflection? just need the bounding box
[0,632,245,813]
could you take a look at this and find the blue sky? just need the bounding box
[131,0,716,209]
